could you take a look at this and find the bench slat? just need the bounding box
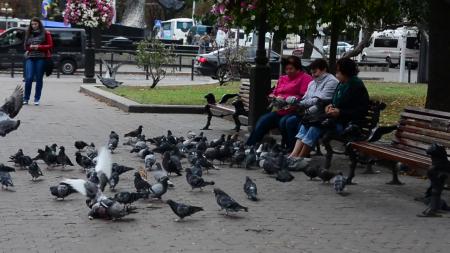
[398,125,450,141]
[395,131,450,148]
[351,142,430,169]
[404,106,450,119]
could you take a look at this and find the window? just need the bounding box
[176,21,192,32]
[51,31,82,51]
[374,38,398,48]
[406,37,419,50]
[162,22,171,30]
[239,32,245,39]
[0,29,24,46]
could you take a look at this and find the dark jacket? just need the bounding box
[332,76,369,125]
[24,31,53,59]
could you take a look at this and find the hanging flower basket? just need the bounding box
[64,0,115,29]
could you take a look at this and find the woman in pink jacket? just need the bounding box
[246,56,313,150]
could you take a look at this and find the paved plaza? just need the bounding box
[0,76,448,253]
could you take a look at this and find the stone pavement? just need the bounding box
[0,76,448,253]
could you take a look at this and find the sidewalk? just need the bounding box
[0,76,446,253]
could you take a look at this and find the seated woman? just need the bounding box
[289,58,369,165]
[246,56,313,149]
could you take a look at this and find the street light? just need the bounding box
[0,2,13,30]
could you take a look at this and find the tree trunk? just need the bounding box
[302,33,314,59]
[342,27,373,59]
[328,2,340,74]
[425,0,450,112]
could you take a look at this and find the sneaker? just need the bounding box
[23,100,28,105]
[34,101,40,106]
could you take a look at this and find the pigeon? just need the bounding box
[124,125,143,138]
[50,144,58,154]
[149,176,170,200]
[144,153,156,170]
[86,143,98,159]
[162,151,183,176]
[195,137,208,153]
[214,188,248,214]
[9,149,24,165]
[109,163,134,191]
[130,141,148,153]
[34,147,57,168]
[192,151,215,173]
[318,169,336,183]
[0,164,15,189]
[333,172,346,194]
[244,147,257,169]
[0,85,23,137]
[243,176,258,201]
[108,131,119,153]
[151,163,175,188]
[210,134,225,147]
[74,141,89,151]
[75,152,95,170]
[56,146,74,168]
[138,148,152,159]
[134,172,151,194]
[28,162,43,181]
[260,156,281,175]
[304,166,319,180]
[98,75,123,89]
[205,146,221,162]
[190,161,203,178]
[185,168,215,190]
[62,178,107,205]
[166,199,204,221]
[114,191,146,206]
[49,182,76,200]
[10,154,32,169]
[88,197,136,220]
[276,169,295,182]
[230,145,246,168]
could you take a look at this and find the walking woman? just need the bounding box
[23,17,53,105]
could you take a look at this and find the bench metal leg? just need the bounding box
[362,158,379,174]
[314,144,323,156]
[323,141,333,170]
[386,162,403,185]
[346,146,358,185]
[202,105,213,130]
[232,113,241,132]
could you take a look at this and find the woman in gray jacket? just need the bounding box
[285,59,338,157]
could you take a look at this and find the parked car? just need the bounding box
[195,46,282,80]
[292,43,305,57]
[323,41,353,55]
[0,27,86,75]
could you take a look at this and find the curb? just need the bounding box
[80,85,204,114]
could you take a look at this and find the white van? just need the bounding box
[215,28,247,47]
[161,18,194,43]
[362,27,419,67]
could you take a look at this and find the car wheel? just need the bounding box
[60,59,76,75]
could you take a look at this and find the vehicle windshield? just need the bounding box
[176,21,193,32]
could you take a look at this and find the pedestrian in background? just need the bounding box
[23,17,53,106]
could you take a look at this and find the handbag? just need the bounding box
[45,58,54,77]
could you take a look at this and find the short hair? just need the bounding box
[285,56,302,70]
[309,59,329,71]
[336,58,359,77]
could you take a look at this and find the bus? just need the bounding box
[160,18,194,44]
[0,17,29,34]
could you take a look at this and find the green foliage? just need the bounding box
[136,39,175,88]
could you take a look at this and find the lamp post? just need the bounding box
[0,2,14,30]
[83,27,96,83]
[248,0,271,129]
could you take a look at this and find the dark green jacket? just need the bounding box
[332,76,369,124]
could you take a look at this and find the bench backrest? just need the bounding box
[238,78,250,111]
[393,107,450,156]
[354,100,386,137]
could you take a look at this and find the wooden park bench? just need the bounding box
[202,79,250,132]
[347,107,450,185]
[320,100,387,170]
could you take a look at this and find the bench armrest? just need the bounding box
[219,93,239,104]
[367,125,398,142]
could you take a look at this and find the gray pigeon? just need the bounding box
[333,172,346,194]
[144,153,156,170]
[0,164,15,189]
[230,145,246,168]
[166,199,204,221]
[50,182,76,200]
[151,163,175,188]
[186,168,214,190]
[108,131,119,153]
[98,75,123,89]
[214,188,248,215]
[88,198,137,220]
[244,147,257,169]
[243,176,258,201]
[276,169,295,183]
[28,162,43,181]
[86,143,98,159]
[0,86,23,137]
[149,176,170,200]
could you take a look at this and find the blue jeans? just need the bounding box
[279,114,301,150]
[246,112,299,148]
[296,124,344,147]
[24,58,46,102]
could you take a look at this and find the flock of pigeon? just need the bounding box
[0,86,347,222]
